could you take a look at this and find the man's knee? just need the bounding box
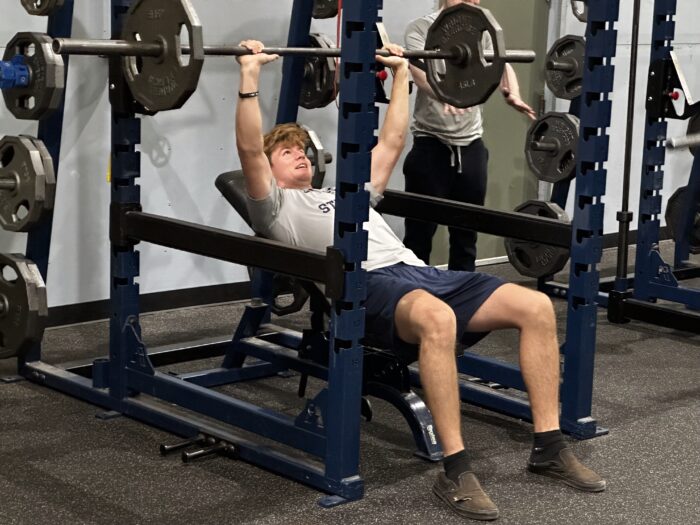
[522,290,556,328]
[414,299,457,342]
[396,291,456,345]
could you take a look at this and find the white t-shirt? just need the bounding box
[246,185,425,271]
[405,11,492,146]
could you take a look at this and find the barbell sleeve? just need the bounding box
[52,38,163,57]
[666,133,700,150]
[52,38,536,64]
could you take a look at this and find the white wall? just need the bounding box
[2,1,698,307]
[553,0,699,230]
[0,0,437,307]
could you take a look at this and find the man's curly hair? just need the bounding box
[263,123,310,162]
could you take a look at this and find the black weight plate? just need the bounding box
[688,113,700,157]
[0,135,51,232]
[2,32,65,120]
[525,112,580,184]
[504,201,570,278]
[665,186,700,253]
[0,253,48,359]
[425,3,506,109]
[545,35,585,100]
[300,34,338,110]
[21,0,64,16]
[571,0,587,23]
[122,0,204,113]
[21,135,56,214]
[312,0,338,19]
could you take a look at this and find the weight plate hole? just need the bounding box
[559,151,574,173]
[514,248,532,269]
[0,145,15,168]
[18,96,36,110]
[1,265,18,285]
[178,24,190,67]
[14,202,30,222]
[479,31,491,68]
[21,42,36,58]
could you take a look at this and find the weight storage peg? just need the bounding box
[525,112,580,184]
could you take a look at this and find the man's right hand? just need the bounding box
[236,40,279,69]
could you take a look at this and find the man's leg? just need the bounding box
[447,139,489,272]
[394,289,499,520]
[466,283,560,431]
[466,283,606,492]
[403,138,452,265]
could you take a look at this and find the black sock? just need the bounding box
[443,449,471,482]
[530,429,567,463]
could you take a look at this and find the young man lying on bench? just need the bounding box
[234,39,605,521]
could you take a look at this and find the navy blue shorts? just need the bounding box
[363,263,506,363]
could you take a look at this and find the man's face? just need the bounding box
[269,144,313,189]
[446,0,480,7]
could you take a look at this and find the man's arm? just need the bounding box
[370,46,410,195]
[500,64,537,120]
[235,40,279,199]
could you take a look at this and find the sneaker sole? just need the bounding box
[527,464,607,492]
[432,486,500,521]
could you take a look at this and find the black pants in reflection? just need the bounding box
[402,136,489,272]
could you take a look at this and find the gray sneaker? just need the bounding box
[432,471,499,521]
[528,447,606,492]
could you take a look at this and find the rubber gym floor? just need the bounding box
[1,242,698,525]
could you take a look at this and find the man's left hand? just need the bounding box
[502,88,537,120]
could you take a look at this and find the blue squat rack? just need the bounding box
[11,0,618,505]
[608,0,700,332]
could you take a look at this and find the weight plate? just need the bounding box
[312,0,338,19]
[504,201,570,278]
[545,35,585,100]
[0,135,52,232]
[665,186,700,253]
[688,113,700,157]
[0,253,48,359]
[525,112,580,184]
[21,0,64,16]
[300,34,338,110]
[122,0,204,113]
[425,3,506,109]
[571,0,587,23]
[2,32,65,120]
[21,135,56,215]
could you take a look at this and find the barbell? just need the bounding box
[4,0,535,116]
